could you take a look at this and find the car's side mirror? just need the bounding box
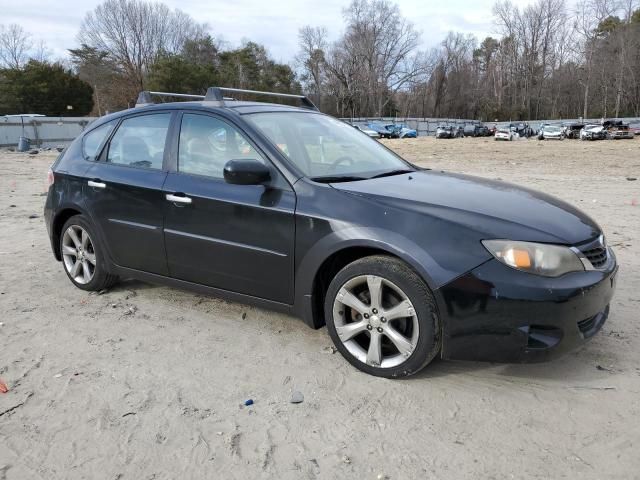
[223,159,271,185]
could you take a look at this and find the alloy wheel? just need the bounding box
[62,225,96,285]
[332,275,419,368]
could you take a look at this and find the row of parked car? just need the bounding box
[351,119,639,141]
[549,120,638,141]
[435,124,495,139]
[436,120,639,141]
[496,121,639,141]
[351,122,418,139]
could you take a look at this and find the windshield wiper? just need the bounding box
[369,169,415,179]
[311,175,368,183]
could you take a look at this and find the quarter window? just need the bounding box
[178,114,265,179]
[107,114,171,169]
[82,121,116,161]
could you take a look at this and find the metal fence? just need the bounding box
[343,117,479,137]
[3,115,639,148]
[344,117,640,136]
[0,116,96,148]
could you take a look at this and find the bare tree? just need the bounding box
[493,0,569,118]
[31,39,51,63]
[0,24,32,69]
[78,0,206,91]
[296,26,328,110]
[574,0,619,118]
[612,0,639,116]
[324,0,429,116]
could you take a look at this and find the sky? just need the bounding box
[1,0,539,63]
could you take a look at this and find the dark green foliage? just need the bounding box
[69,44,134,114]
[148,38,301,100]
[0,60,94,116]
[147,55,217,95]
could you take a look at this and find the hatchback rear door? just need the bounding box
[162,111,296,303]
[84,112,175,275]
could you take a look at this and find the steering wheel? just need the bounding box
[330,156,354,170]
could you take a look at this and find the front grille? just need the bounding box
[578,236,609,269]
[583,246,608,268]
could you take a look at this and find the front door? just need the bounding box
[162,112,296,303]
[84,112,173,275]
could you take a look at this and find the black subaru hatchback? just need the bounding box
[44,87,617,378]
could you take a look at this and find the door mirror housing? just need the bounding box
[223,159,271,185]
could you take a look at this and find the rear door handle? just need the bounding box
[88,180,106,189]
[166,193,192,205]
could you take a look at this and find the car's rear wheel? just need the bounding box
[325,256,440,378]
[60,215,118,291]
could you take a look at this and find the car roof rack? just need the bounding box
[136,87,318,111]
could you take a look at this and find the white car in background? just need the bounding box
[538,125,565,140]
[580,124,606,141]
[495,128,517,141]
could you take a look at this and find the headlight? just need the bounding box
[482,240,585,277]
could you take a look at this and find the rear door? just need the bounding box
[162,112,296,303]
[84,112,174,275]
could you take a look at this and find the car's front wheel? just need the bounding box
[60,215,118,291]
[325,256,440,378]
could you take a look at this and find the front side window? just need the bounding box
[246,112,412,180]
[178,114,265,179]
[82,121,116,161]
[107,113,171,169]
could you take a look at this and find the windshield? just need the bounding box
[246,112,413,180]
[545,126,562,133]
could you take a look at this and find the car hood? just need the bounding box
[331,170,600,245]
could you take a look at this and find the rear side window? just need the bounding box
[82,121,116,161]
[178,114,265,179]
[107,114,171,169]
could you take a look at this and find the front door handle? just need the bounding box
[166,193,192,205]
[88,180,106,189]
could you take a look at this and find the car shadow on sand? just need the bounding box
[413,349,613,385]
[102,279,614,385]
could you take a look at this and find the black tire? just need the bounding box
[324,255,441,378]
[60,214,118,291]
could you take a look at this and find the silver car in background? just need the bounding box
[580,125,607,141]
[495,128,516,141]
[538,125,565,140]
[352,124,381,138]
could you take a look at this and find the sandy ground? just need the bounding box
[1,137,639,479]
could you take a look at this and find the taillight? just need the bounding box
[47,168,55,188]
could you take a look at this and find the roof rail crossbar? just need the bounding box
[136,91,206,107]
[135,87,318,111]
[205,87,318,110]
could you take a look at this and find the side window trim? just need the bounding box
[97,117,123,163]
[82,120,118,162]
[164,111,181,172]
[98,111,175,171]
[175,111,266,181]
[175,111,292,186]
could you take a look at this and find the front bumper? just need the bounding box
[582,132,606,140]
[436,252,617,363]
[611,132,634,139]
